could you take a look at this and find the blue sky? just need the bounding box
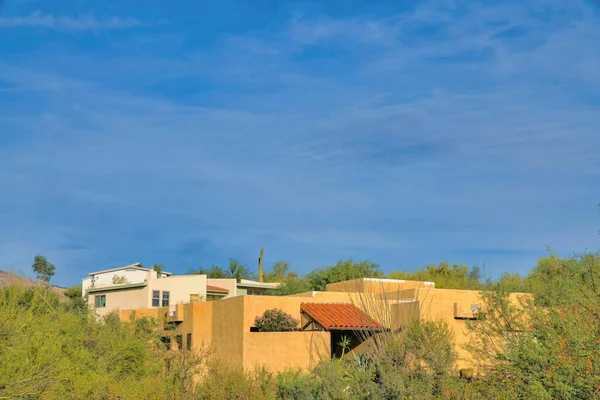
[1,0,599,286]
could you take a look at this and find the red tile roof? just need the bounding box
[206,285,229,293]
[300,303,384,331]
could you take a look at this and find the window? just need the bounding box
[162,291,170,307]
[176,335,183,350]
[152,290,160,307]
[160,336,171,350]
[94,295,106,308]
[186,333,192,351]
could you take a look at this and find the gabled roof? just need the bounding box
[206,285,229,293]
[87,263,172,277]
[300,303,384,331]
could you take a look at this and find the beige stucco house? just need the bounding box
[82,263,280,317]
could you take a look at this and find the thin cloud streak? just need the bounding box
[0,12,147,30]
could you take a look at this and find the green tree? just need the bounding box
[264,277,313,296]
[31,254,55,283]
[64,285,82,299]
[388,261,484,290]
[306,259,382,291]
[487,271,530,293]
[228,258,254,280]
[187,265,228,278]
[188,261,254,280]
[265,260,291,282]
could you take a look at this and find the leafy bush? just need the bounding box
[466,254,600,399]
[254,308,299,332]
[276,370,320,400]
[0,286,189,399]
[196,361,277,400]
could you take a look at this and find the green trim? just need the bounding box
[207,290,228,295]
[87,282,147,293]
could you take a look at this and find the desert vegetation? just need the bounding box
[1,252,599,399]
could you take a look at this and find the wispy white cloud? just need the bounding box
[0,12,147,30]
[1,0,599,283]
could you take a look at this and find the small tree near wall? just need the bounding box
[254,308,299,332]
[112,275,128,284]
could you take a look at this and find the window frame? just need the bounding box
[162,291,170,307]
[152,290,160,307]
[94,294,106,308]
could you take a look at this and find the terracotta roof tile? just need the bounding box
[206,285,229,292]
[300,303,383,331]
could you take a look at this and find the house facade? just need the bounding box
[121,277,531,372]
[82,263,280,317]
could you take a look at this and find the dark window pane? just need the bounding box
[160,336,171,350]
[95,295,106,307]
[176,335,183,350]
[186,333,192,351]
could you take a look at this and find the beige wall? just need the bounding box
[149,274,207,305]
[417,288,481,303]
[94,274,207,317]
[243,331,330,372]
[210,296,245,367]
[92,286,149,317]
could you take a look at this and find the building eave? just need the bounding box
[87,263,172,277]
[87,282,147,293]
[236,282,281,289]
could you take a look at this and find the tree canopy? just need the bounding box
[306,259,383,291]
[187,259,255,280]
[31,254,55,283]
[389,262,484,290]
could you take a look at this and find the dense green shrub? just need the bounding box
[254,308,299,332]
[0,285,189,399]
[276,369,320,400]
[196,361,277,400]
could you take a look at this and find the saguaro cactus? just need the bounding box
[258,248,264,282]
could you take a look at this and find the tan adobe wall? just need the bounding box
[121,307,163,321]
[417,288,481,303]
[325,278,434,294]
[243,331,330,372]
[288,291,359,303]
[209,296,245,367]
[121,279,533,374]
[242,295,309,331]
